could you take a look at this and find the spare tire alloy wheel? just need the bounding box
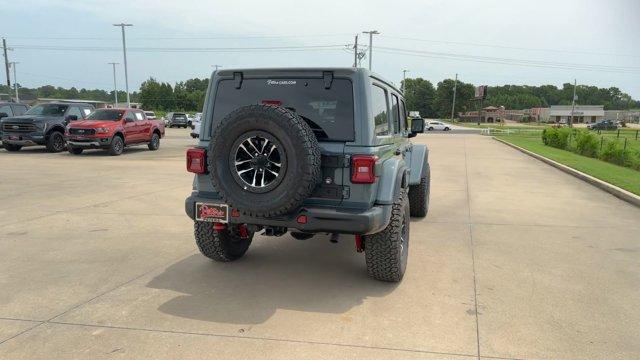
[209,105,321,217]
[230,131,287,193]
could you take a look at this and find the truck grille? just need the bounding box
[69,128,96,135]
[2,122,36,132]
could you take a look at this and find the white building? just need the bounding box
[549,105,604,124]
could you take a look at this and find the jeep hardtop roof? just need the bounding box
[213,67,402,95]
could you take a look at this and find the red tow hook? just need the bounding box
[238,224,249,239]
[213,223,227,232]
[355,234,364,253]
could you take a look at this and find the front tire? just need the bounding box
[4,143,22,152]
[409,167,430,217]
[194,221,253,262]
[45,131,66,153]
[364,190,410,282]
[148,133,160,150]
[428,127,434,131]
[108,136,124,156]
[68,147,83,155]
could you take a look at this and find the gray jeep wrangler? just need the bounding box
[185,68,430,282]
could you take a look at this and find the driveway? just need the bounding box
[0,131,638,359]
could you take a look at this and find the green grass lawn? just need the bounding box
[496,134,640,196]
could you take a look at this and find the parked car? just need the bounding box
[166,112,190,128]
[587,120,618,130]
[65,108,165,156]
[0,102,29,146]
[190,113,202,138]
[1,102,93,152]
[144,111,157,120]
[184,67,430,282]
[427,121,451,131]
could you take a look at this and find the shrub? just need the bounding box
[598,140,633,167]
[542,127,572,150]
[574,130,599,157]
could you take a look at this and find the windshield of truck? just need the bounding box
[212,77,354,141]
[25,104,69,116]
[86,109,125,121]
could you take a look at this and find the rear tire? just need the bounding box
[4,143,22,152]
[364,189,410,282]
[68,147,83,155]
[194,221,253,262]
[45,131,65,153]
[409,166,430,217]
[108,136,124,156]
[148,132,160,150]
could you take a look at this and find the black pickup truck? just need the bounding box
[1,102,94,152]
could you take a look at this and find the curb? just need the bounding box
[493,137,640,208]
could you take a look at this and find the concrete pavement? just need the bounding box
[0,129,638,359]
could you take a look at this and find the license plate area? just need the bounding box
[195,202,229,223]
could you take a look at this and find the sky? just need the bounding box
[1,0,639,99]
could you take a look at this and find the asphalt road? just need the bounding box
[0,129,638,359]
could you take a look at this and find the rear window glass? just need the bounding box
[212,78,354,141]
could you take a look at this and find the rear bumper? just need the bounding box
[185,192,391,235]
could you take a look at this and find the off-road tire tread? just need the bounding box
[209,105,321,217]
[409,170,430,217]
[109,136,124,156]
[148,132,160,150]
[194,221,252,262]
[45,131,65,153]
[364,190,410,282]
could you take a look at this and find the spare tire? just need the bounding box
[209,105,321,217]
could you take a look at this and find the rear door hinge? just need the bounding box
[342,186,350,199]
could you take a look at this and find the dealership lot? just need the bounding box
[0,129,638,359]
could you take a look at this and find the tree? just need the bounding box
[402,78,436,117]
[433,79,475,118]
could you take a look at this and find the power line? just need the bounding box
[5,33,352,41]
[379,35,640,59]
[10,44,349,53]
[374,47,640,74]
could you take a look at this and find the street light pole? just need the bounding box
[451,73,458,120]
[108,62,119,106]
[401,69,409,93]
[362,30,379,71]
[10,61,19,102]
[113,23,133,107]
[3,38,11,88]
[569,79,577,128]
[211,65,222,71]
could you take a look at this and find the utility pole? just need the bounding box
[211,65,222,71]
[362,30,379,71]
[451,73,458,120]
[10,62,19,102]
[569,78,577,128]
[353,35,358,67]
[108,62,119,106]
[3,38,11,88]
[113,23,133,107]
[401,70,409,93]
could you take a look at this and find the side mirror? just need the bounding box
[65,115,78,121]
[410,118,424,135]
[0,112,8,119]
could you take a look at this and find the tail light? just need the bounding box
[186,148,207,174]
[350,155,377,184]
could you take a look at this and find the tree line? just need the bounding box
[3,77,638,116]
[402,78,640,119]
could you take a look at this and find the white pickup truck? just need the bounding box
[190,112,202,138]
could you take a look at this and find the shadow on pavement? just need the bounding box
[147,234,397,325]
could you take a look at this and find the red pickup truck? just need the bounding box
[65,108,165,155]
